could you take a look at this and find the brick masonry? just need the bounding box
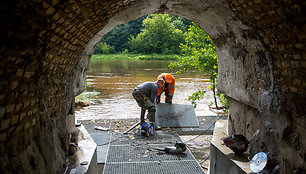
[0,0,305,173]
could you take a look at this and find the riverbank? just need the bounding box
[91,53,180,61]
[79,116,218,172]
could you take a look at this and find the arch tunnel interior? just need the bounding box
[0,0,305,173]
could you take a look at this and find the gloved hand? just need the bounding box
[165,95,172,104]
[156,98,160,104]
[168,98,172,104]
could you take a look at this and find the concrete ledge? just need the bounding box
[175,127,213,135]
[70,125,98,174]
[175,115,228,135]
[209,120,252,174]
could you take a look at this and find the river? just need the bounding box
[75,59,216,120]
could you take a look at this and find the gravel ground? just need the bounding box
[79,116,213,172]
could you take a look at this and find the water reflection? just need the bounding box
[76,60,215,120]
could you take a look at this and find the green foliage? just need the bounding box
[169,22,228,110]
[169,23,217,76]
[101,15,147,52]
[128,14,185,54]
[94,42,115,54]
[121,49,129,54]
[96,15,192,54]
[216,93,229,111]
[137,54,179,60]
[90,54,179,61]
[186,90,206,108]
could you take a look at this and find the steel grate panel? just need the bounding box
[103,131,205,174]
[103,161,205,174]
[110,131,181,145]
[106,145,195,162]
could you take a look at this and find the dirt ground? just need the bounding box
[80,116,212,172]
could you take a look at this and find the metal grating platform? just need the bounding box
[110,131,181,145]
[104,160,204,174]
[103,131,205,174]
[107,145,194,162]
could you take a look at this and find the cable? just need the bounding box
[184,114,225,143]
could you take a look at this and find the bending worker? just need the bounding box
[132,80,165,124]
[155,73,175,104]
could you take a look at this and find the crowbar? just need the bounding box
[123,121,141,134]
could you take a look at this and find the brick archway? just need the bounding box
[1,0,305,173]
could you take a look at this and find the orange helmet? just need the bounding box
[158,73,173,83]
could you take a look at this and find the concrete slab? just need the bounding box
[96,146,108,164]
[90,132,110,164]
[71,125,97,174]
[156,103,199,128]
[90,132,110,146]
[166,115,228,135]
[209,120,252,174]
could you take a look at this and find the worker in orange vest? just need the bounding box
[155,73,175,104]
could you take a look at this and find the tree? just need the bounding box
[101,15,147,52]
[128,14,185,54]
[169,22,228,110]
[94,42,115,54]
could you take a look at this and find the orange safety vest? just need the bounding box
[157,73,175,97]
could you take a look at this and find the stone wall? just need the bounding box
[0,0,129,173]
[225,1,306,173]
[0,0,305,173]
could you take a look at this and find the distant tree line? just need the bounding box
[94,14,193,54]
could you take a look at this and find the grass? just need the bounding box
[75,90,101,104]
[90,53,180,61]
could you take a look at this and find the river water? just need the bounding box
[75,59,216,120]
[75,59,214,171]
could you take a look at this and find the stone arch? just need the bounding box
[0,0,305,173]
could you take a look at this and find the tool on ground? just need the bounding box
[94,126,109,131]
[123,121,141,134]
[222,134,249,155]
[141,122,155,137]
[148,141,187,154]
[250,152,267,173]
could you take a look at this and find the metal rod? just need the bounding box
[123,121,141,134]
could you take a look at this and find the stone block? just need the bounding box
[24,121,31,130]
[19,112,26,121]
[10,81,18,90]
[295,43,304,49]
[6,104,15,113]
[46,6,55,15]
[293,54,301,60]
[57,17,65,24]
[293,79,301,86]
[42,2,50,8]
[15,122,23,133]
[281,61,290,68]
[290,61,299,67]
[0,132,6,142]
[155,103,199,128]
[16,68,24,77]
[51,0,60,5]
[1,118,10,130]
[0,107,5,118]
[289,86,297,93]
[11,115,19,125]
